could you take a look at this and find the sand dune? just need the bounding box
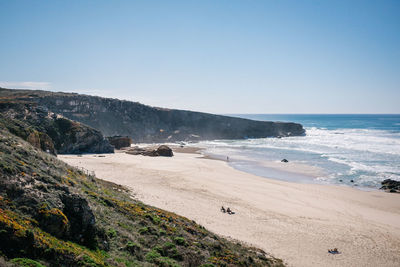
[60,152,400,267]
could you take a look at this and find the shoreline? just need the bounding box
[60,151,400,267]
[185,144,384,191]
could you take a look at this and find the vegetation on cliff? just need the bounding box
[0,88,305,143]
[0,99,113,155]
[0,124,284,266]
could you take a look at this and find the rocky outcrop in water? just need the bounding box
[0,88,305,143]
[380,179,400,193]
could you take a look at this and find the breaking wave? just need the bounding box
[198,126,400,188]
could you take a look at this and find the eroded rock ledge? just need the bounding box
[0,100,114,155]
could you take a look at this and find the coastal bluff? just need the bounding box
[0,88,305,142]
[0,100,114,155]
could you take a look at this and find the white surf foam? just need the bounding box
[198,127,400,187]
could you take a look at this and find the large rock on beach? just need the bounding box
[107,135,132,149]
[126,145,174,157]
[156,145,174,157]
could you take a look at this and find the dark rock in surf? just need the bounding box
[281,159,289,163]
[380,179,400,193]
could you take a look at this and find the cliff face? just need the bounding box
[0,88,305,142]
[0,100,114,154]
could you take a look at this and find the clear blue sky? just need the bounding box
[1,0,399,113]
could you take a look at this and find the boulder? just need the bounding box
[107,136,132,149]
[125,145,173,157]
[61,194,96,248]
[27,131,41,149]
[54,117,114,154]
[281,159,288,163]
[380,179,400,193]
[156,145,173,157]
[125,146,147,155]
[38,204,69,238]
[27,130,56,155]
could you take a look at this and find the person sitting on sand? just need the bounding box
[221,206,226,213]
[328,248,339,254]
[227,207,235,215]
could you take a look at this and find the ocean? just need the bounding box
[197,114,400,189]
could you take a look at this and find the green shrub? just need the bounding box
[106,228,117,238]
[151,215,161,224]
[156,256,181,267]
[138,227,148,234]
[10,258,45,267]
[145,250,161,262]
[163,242,176,250]
[173,236,186,246]
[151,242,182,260]
[145,249,180,267]
[163,242,181,260]
[78,255,98,267]
[126,241,141,253]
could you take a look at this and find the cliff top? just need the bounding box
[0,88,305,142]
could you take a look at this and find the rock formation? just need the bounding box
[380,179,400,193]
[0,88,305,143]
[107,136,132,149]
[156,145,174,157]
[126,145,174,157]
[0,99,114,155]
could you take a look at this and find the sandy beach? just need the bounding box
[60,151,400,267]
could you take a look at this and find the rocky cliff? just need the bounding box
[0,88,305,143]
[0,100,114,154]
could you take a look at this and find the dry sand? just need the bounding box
[60,152,400,267]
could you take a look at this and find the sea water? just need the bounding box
[197,114,400,189]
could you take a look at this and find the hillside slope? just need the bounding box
[0,88,305,142]
[0,124,284,266]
